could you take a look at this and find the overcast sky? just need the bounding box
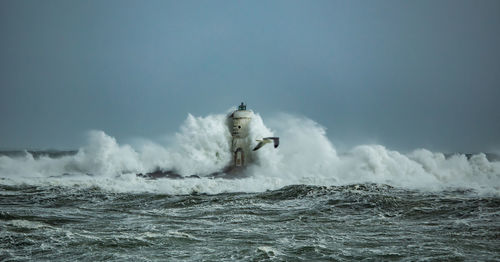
[1,0,499,152]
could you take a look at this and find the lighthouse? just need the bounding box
[228,102,253,167]
[137,102,279,179]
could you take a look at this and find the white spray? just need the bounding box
[0,111,499,195]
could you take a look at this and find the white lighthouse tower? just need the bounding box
[228,102,253,167]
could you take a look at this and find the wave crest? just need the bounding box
[0,112,499,195]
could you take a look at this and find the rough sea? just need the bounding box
[1,112,499,261]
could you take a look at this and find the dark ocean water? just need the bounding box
[2,112,500,260]
[1,183,499,261]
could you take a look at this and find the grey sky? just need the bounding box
[1,0,499,152]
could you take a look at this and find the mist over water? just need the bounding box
[1,111,498,195]
[2,111,500,261]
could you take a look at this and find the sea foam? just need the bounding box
[0,111,499,195]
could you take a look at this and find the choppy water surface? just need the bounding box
[1,113,499,260]
[1,183,498,261]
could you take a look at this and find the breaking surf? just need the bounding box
[0,107,499,195]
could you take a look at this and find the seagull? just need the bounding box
[253,137,280,151]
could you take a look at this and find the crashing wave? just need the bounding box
[0,111,499,195]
